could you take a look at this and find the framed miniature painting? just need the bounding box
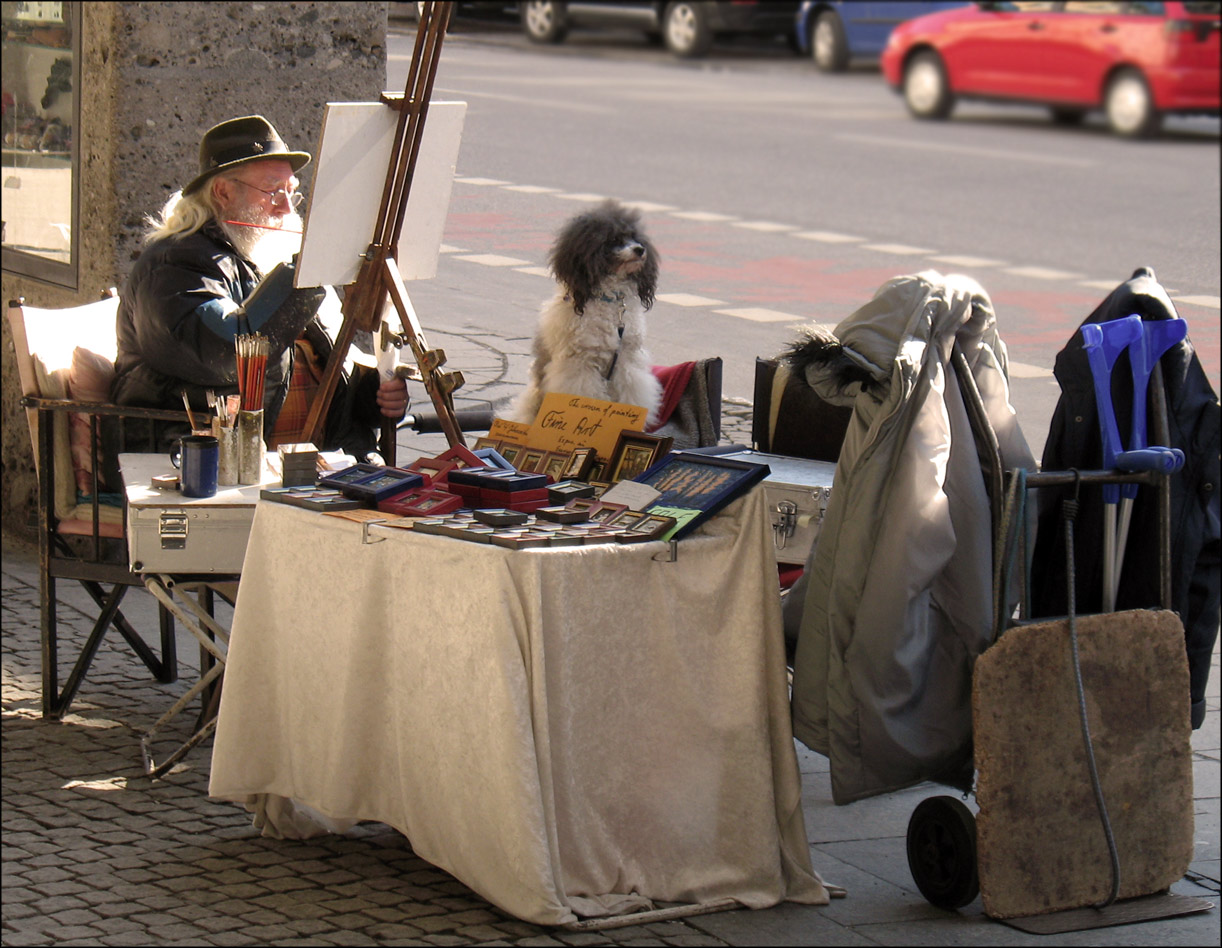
[607,432,673,483]
[498,443,526,466]
[518,448,547,474]
[542,451,570,481]
[560,446,597,482]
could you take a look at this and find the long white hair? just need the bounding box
[142,186,218,244]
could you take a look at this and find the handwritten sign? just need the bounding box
[488,418,532,446]
[525,393,646,459]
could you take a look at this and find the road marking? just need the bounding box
[792,230,866,243]
[1008,361,1055,379]
[714,307,802,323]
[734,221,799,233]
[447,178,1218,317]
[621,200,678,213]
[658,293,727,307]
[932,254,1004,268]
[1004,265,1084,281]
[863,243,933,255]
[835,132,1096,168]
[1172,294,1221,309]
[432,85,614,114]
[454,253,533,267]
[671,210,739,223]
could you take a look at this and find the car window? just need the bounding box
[1058,2,1163,13]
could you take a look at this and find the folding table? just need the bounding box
[120,452,273,778]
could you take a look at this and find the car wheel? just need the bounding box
[521,0,568,44]
[812,10,849,73]
[663,2,713,58]
[1105,68,1162,138]
[903,50,954,120]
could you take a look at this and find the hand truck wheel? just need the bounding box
[906,795,980,909]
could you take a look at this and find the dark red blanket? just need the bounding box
[648,362,695,431]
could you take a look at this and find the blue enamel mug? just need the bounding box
[170,434,220,498]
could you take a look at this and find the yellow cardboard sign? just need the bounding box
[518,393,646,459]
[488,418,532,446]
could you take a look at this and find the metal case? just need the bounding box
[122,453,263,574]
[127,503,256,574]
[715,449,836,566]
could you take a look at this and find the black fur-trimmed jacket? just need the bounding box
[1031,267,1220,730]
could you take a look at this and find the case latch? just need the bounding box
[158,511,188,550]
[773,500,798,550]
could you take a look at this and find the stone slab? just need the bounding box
[973,610,1194,919]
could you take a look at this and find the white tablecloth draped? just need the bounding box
[208,488,828,925]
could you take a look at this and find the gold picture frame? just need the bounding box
[607,432,673,483]
[561,446,597,482]
[498,443,526,466]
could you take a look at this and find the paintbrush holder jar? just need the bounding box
[212,419,239,487]
[238,409,264,484]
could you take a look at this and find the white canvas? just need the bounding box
[295,100,466,288]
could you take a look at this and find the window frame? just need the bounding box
[2,0,82,289]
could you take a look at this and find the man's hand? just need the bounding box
[376,377,409,420]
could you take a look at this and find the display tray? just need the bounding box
[714,450,836,566]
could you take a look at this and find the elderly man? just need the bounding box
[110,114,408,459]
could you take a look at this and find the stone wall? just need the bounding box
[2,1,387,539]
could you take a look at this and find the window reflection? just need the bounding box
[2,0,77,285]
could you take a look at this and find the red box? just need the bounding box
[480,487,549,508]
[446,481,483,502]
[378,487,464,517]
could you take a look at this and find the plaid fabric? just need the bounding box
[269,338,322,448]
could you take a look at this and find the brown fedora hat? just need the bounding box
[182,114,311,196]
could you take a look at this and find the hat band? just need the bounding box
[208,139,289,169]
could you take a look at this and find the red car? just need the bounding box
[880,1,1221,137]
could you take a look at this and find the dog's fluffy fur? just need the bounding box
[513,201,663,426]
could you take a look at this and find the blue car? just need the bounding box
[796,1,968,72]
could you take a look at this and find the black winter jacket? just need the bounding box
[109,221,382,459]
[1031,267,1220,729]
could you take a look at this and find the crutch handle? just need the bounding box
[1115,446,1184,474]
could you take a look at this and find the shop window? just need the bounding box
[2,1,80,287]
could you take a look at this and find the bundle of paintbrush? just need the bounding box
[206,390,241,429]
[235,333,269,412]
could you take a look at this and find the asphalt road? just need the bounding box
[383,19,1221,454]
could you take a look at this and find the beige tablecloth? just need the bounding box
[208,488,828,925]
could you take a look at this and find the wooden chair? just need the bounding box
[7,291,188,719]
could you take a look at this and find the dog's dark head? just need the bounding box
[549,200,659,316]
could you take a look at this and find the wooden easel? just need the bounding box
[302,1,465,463]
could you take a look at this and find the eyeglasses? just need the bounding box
[234,179,304,208]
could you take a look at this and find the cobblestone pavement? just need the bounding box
[3,329,1218,946]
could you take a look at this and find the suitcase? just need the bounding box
[713,449,836,566]
[121,453,263,575]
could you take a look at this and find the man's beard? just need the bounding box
[219,201,303,275]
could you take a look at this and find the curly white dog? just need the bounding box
[513,200,663,426]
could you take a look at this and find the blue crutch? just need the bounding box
[1081,315,1185,611]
